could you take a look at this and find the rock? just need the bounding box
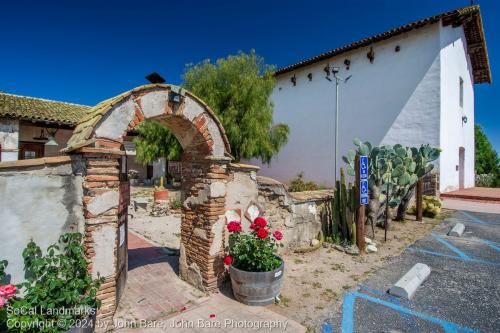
[311,239,320,247]
[333,244,345,252]
[365,237,375,245]
[150,201,169,217]
[345,245,360,255]
[322,242,331,248]
[366,244,378,253]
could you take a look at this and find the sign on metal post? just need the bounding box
[360,156,369,205]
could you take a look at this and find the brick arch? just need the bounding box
[64,84,233,324]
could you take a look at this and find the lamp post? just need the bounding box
[326,66,351,185]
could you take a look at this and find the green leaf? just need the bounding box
[398,172,411,186]
[353,138,362,147]
[347,165,355,176]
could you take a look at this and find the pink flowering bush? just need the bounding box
[225,217,283,272]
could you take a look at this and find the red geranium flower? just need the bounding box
[254,217,267,229]
[227,221,242,233]
[257,228,269,239]
[224,255,233,265]
[273,230,283,241]
[0,284,16,299]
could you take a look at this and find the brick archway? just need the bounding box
[64,84,233,322]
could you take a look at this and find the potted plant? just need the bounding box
[153,176,169,202]
[225,217,284,306]
[2,233,104,333]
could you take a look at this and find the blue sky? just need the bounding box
[0,0,498,152]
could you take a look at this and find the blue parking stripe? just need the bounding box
[340,291,479,333]
[407,247,500,267]
[431,233,471,259]
[460,211,496,225]
[481,239,500,252]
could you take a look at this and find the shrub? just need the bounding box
[289,172,320,192]
[170,198,182,210]
[410,195,442,218]
[475,173,497,187]
[5,233,104,332]
[225,217,283,272]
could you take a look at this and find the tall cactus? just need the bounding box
[329,168,356,244]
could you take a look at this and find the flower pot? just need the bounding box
[154,189,169,202]
[229,260,284,306]
[64,309,96,333]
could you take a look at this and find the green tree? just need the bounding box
[134,50,289,166]
[133,119,182,166]
[475,124,500,186]
[183,50,289,163]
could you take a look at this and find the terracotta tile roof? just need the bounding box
[275,5,491,84]
[0,92,91,126]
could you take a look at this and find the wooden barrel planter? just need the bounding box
[229,260,284,306]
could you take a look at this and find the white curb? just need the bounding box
[448,223,465,237]
[389,263,431,299]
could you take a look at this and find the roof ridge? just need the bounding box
[274,5,490,83]
[0,91,92,108]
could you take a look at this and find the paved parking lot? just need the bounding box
[321,210,500,333]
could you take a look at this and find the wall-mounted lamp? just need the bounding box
[462,116,468,125]
[291,75,297,86]
[344,59,351,70]
[324,64,331,76]
[367,47,375,63]
[169,90,182,103]
[307,73,313,81]
[395,45,401,52]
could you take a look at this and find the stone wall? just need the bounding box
[0,156,85,284]
[257,176,333,249]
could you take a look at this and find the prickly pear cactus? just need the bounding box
[343,139,441,225]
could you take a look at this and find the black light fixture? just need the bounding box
[344,59,351,70]
[145,72,166,84]
[307,73,313,81]
[462,116,468,125]
[367,47,375,63]
[290,75,297,86]
[324,64,331,76]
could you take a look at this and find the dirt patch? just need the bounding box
[129,186,182,249]
[271,211,452,331]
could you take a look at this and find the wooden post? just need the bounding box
[355,155,365,252]
[416,179,423,222]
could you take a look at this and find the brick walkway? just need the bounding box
[111,232,305,332]
[113,232,206,327]
[441,187,500,203]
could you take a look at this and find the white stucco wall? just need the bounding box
[0,118,19,162]
[251,23,442,187]
[0,160,85,285]
[439,24,475,192]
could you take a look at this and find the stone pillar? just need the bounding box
[179,158,230,291]
[80,150,128,326]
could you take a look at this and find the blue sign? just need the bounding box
[360,156,369,205]
[360,155,368,179]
